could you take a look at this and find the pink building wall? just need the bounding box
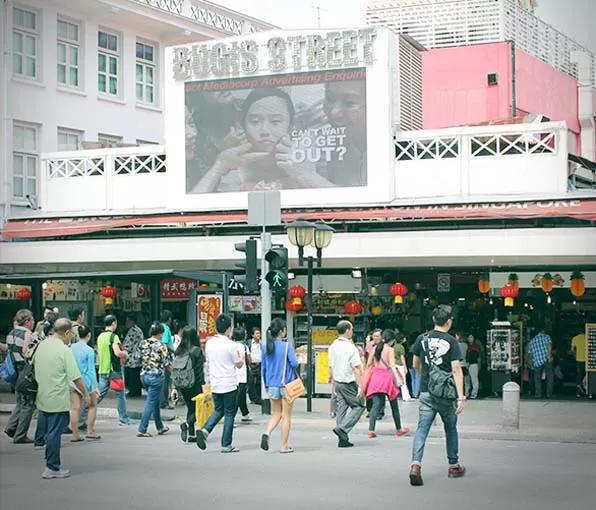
[422,42,580,137]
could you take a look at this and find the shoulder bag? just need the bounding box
[422,334,458,401]
[282,342,305,405]
[380,355,404,389]
[109,332,125,392]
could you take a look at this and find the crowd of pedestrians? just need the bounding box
[2,305,469,487]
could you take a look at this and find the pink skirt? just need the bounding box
[365,366,399,401]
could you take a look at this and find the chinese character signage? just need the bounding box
[161,278,197,300]
[198,295,223,339]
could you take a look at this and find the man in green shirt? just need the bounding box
[96,315,135,425]
[35,318,90,479]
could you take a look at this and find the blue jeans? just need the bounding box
[139,374,164,433]
[411,392,459,467]
[97,374,129,422]
[40,411,69,472]
[410,368,421,398]
[203,389,238,448]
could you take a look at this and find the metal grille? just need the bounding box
[366,0,595,85]
[398,37,424,130]
[190,3,244,35]
[395,137,460,160]
[47,158,105,179]
[114,154,167,175]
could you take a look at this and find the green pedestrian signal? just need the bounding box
[265,247,288,294]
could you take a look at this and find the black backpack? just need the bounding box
[172,351,195,390]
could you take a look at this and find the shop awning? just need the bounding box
[0,269,228,285]
[2,197,596,240]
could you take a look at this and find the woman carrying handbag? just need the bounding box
[260,318,300,454]
[363,329,410,438]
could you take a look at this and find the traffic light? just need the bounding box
[234,239,258,293]
[265,246,288,294]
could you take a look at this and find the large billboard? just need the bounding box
[185,69,367,193]
[165,28,396,209]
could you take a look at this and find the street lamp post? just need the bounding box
[286,218,334,412]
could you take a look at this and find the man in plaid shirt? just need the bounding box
[529,327,554,398]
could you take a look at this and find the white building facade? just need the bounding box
[0,0,275,220]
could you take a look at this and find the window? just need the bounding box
[98,30,119,95]
[136,41,156,105]
[13,122,38,200]
[13,6,38,79]
[57,128,82,151]
[98,133,123,147]
[57,18,80,88]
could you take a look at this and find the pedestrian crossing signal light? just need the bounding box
[265,247,288,294]
[234,239,258,293]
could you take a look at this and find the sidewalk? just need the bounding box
[1,387,594,443]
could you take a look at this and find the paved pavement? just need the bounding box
[1,412,595,510]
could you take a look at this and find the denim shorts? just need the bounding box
[268,386,285,400]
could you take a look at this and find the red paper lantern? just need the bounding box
[285,297,303,312]
[100,285,118,305]
[500,285,519,307]
[390,282,408,304]
[343,301,362,315]
[16,288,32,300]
[289,285,306,299]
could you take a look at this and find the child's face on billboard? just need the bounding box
[324,82,366,141]
[244,96,292,152]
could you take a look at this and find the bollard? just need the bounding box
[502,381,521,429]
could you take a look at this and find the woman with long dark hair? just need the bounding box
[172,326,205,443]
[364,329,409,438]
[260,318,298,453]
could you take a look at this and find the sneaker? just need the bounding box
[195,429,208,450]
[448,465,466,479]
[338,439,354,448]
[119,418,136,426]
[180,423,188,443]
[4,430,15,439]
[368,431,377,438]
[409,465,423,486]
[42,468,71,479]
[221,445,240,453]
[34,442,46,450]
[396,428,410,437]
[241,415,253,422]
[14,437,34,444]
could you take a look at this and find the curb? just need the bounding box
[0,404,177,422]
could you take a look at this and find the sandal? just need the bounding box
[157,427,170,436]
[280,447,294,454]
[136,432,152,438]
[85,434,101,440]
[260,434,269,451]
[70,437,84,443]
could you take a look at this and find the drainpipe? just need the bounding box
[571,51,595,161]
[0,0,11,228]
[509,39,517,118]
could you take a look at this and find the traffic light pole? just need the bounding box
[260,229,272,415]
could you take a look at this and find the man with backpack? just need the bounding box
[409,305,466,486]
[96,315,135,425]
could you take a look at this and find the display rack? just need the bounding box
[586,323,596,373]
[488,321,522,395]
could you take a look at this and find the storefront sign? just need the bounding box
[172,29,377,80]
[5,199,595,239]
[197,295,223,339]
[161,278,197,300]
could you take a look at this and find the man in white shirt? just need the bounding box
[248,328,263,405]
[328,320,365,448]
[196,314,244,453]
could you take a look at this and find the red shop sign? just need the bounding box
[197,295,223,340]
[161,278,197,300]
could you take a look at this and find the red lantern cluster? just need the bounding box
[16,288,32,300]
[390,282,408,304]
[285,297,303,312]
[344,301,362,315]
[500,285,519,307]
[100,285,118,305]
[289,285,306,299]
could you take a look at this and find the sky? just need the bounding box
[216,0,596,54]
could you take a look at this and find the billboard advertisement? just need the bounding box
[165,28,396,209]
[185,69,367,193]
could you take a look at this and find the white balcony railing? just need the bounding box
[37,122,589,215]
[132,0,277,35]
[366,0,595,86]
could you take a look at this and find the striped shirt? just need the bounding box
[6,326,30,363]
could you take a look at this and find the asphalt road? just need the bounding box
[1,414,595,510]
